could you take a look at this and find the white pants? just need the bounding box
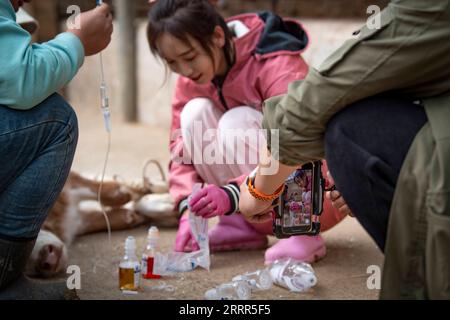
[180,98,264,185]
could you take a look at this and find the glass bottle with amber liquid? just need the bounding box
[119,236,140,291]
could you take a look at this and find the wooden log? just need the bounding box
[114,0,138,122]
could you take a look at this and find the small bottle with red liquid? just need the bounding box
[141,226,161,279]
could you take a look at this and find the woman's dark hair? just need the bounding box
[147,0,234,69]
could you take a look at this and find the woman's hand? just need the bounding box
[325,171,354,217]
[238,157,298,223]
[67,3,113,56]
[189,185,231,218]
[238,181,274,223]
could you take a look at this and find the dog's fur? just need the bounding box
[25,161,178,278]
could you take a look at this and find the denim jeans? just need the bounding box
[324,95,428,252]
[0,94,78,240]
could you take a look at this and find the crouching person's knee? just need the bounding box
[324,109,348,175]
[180,98,219,132]
[39,93,78,130]
[37,93,79,152]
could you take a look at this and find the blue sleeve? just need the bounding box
[0,0,85,110]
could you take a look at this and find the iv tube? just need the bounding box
[95,0,112,244]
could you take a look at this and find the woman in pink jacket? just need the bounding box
[147,0,346,264]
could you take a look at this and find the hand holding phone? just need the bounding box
[273,161,325,238]
[325,171,354,217]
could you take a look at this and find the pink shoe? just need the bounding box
[264,235,326,265]
[208,214,268,252]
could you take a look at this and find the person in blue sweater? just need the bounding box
[0,0,113,299]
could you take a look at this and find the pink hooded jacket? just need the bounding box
[169,12,310,211]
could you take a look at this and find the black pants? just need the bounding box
[325,96,427,252]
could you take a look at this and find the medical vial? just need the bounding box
[141,226,161,279]
[119,236,141,291]
[205,281,251,300]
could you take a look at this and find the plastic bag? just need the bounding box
[153,250,209,275]
[153,183,210,275]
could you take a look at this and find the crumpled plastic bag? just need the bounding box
[153,184,210,275]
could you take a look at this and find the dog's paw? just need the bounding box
[134,194,176,219]
[99,182,133,207]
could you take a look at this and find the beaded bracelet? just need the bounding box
[246,175,284,202]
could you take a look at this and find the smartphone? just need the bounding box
[273,161,325,238]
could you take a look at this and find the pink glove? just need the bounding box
[174,213,200,252]
[188,185,231,218]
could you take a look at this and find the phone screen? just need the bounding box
[280,168,313,233]
[273,161,324,238]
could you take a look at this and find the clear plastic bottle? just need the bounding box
[119,236,141,291]
[205,280,251,300]
[269,258,317,292]
[232,269,273,291]
[141,226,161,279]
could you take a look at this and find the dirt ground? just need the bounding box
[64,18,384,300]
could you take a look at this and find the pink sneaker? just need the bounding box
[208,214,268,252]
[264,235,326,265]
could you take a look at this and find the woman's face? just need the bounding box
[156,27,227,84]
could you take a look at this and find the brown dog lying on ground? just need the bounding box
[25,160,178,278]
